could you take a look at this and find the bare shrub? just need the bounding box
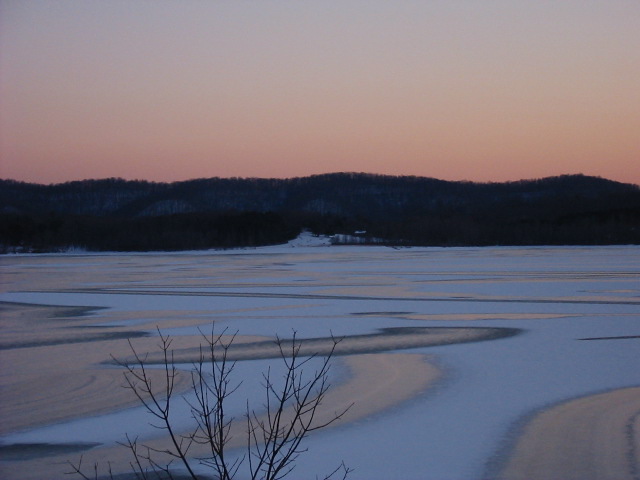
[68,328,352,480]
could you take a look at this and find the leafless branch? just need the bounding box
[71,327,351,480]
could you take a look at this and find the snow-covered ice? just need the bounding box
[1,243,638,479]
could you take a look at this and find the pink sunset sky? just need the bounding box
[1,1,639,185]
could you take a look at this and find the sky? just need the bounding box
[1,1,639,185]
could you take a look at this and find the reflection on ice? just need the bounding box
[0,245,638,480]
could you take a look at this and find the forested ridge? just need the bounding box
[1,173,638,252]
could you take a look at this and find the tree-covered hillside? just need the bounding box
[1,173,638,252]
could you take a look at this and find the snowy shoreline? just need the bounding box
[3,230,640,258]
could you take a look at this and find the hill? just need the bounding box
[1,173,638,251]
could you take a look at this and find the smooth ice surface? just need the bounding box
[1,242,639,479]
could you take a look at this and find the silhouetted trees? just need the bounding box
[1,174,639,251]
[0,212,299,252]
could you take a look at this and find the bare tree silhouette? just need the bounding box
[68,328,352,480]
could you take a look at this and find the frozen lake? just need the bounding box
[1,243,639,479]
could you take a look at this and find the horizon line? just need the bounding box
[2,172,638,188]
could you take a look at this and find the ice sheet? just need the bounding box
[1,244,639,479]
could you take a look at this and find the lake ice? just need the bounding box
[1,243,638,479]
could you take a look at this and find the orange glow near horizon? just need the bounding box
[1,1,639,185]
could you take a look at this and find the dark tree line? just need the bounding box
[1,173,639,252]
[0,211,299,252]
